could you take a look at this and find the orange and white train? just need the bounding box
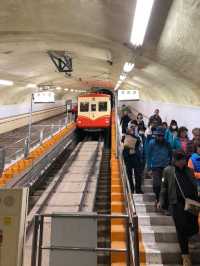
[76,93,111,130]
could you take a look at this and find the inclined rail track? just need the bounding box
[23,138,112,266]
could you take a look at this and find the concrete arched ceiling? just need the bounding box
[0,0,200,106]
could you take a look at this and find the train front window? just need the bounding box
[80,102,89,112]
[99,102,107,111]
[91,104,96,111]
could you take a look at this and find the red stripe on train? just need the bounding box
[76,115,111,128]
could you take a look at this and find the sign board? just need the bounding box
[33,91,55,103]
[50,214,97,266]
[118,89,139,101]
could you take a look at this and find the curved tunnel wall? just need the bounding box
[0,101,66,134]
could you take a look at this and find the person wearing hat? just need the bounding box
[147,126,172,207]
[159,150,199,266]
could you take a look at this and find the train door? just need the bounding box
[90,99,97,121]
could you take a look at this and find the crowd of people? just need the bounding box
[120,106,200,266]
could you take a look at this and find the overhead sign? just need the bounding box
[118,89,139,101]
[33,91,55,103]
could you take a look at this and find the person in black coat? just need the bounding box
[149,109,162,127]
[122,122,143,193]
[159,150,199,266]
[120,111,131,134]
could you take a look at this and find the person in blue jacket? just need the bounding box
[165,120,181,150]
[147,126,172,209]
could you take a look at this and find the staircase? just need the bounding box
[133,175,200,266]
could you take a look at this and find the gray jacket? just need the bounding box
[159,166,197,209]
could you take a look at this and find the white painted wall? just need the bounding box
[0,100,65,119]
[119,100,200,138]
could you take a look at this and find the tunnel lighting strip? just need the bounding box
[0,79,14,86]
[130,0,155,46]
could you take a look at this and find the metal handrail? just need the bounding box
[116,114,140,266]
[4,116,73,165]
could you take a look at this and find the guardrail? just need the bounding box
[115,109,140,266]
[4,113,74,166]
[31,213,129,266]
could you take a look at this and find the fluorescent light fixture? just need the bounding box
[123,62,134,73]
[64,88,69,91]
[119,74,127,81]
[130,0,155,46]
[26,83,37,89]
[0,79,14,86]
[56,86,62,91]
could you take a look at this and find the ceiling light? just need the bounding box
[119,74,127,81]
[56,86,62,91]
[26,83,37,89]
[64,88,69,91]
[70,89,74,92]
[123,62,134,73]
[0,79,14,86]
[130,0,155,46]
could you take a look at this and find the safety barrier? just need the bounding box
[0,122,75,187]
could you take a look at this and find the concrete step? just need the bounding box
[140,226,177,243]
[141,242,200,264]
[135,202,155,213]
[143,185,153,193]
[133,193,155,203]
[144,178,153,186]
[138,213,174,226]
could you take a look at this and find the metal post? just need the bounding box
[24,137,30,158]
[40,130,44,145]
[133,215,140,266]
[51,124,54,136]
[0,147,5,175]
[31,215,40,266]
[114,92,119,159]
[27,93,33,155]
[37,216,44,266]
[65,116,68,127]
[28,93,33,154]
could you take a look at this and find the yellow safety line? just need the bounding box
[111,112,127,265]
[0,123,75,187]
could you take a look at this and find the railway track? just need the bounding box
[22,135,111,266]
